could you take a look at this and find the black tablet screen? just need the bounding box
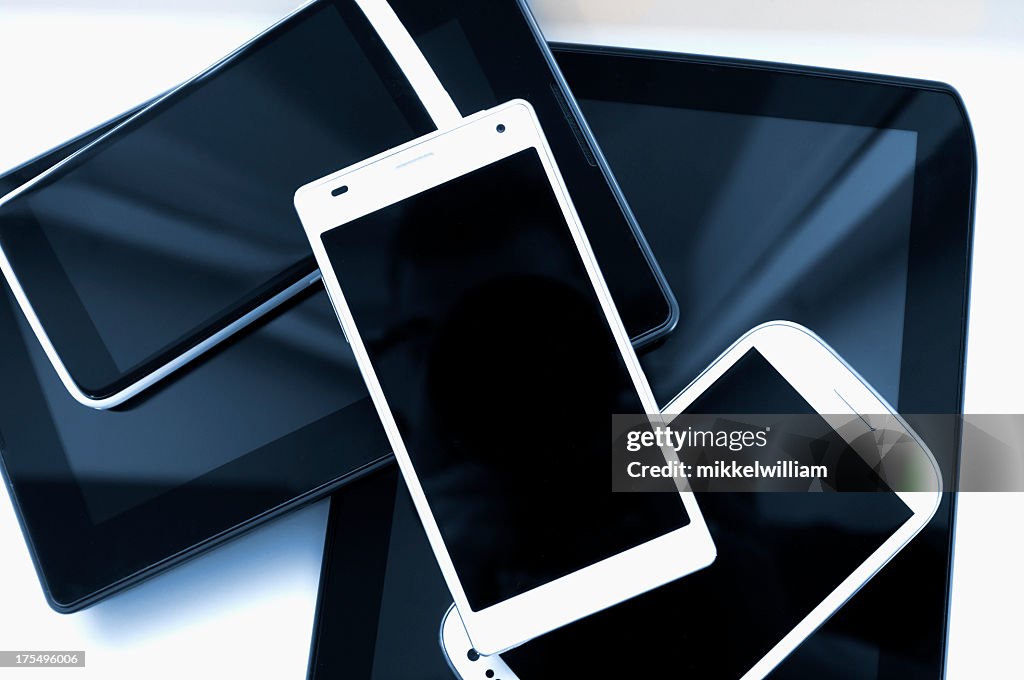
[576,100,917,407]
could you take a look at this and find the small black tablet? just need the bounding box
[309,47,974,679]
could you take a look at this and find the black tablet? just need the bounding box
[309,47,974,679]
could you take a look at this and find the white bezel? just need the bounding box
[0,0,460,409]
[441,321,941,678]
[295,99,716,656]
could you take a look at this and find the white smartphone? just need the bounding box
[295,100,715,655]
[441,321,942,679]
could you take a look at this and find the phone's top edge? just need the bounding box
[294,99,534,209]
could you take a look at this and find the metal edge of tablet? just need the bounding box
[514,0,681,350]
[0,0,458,410]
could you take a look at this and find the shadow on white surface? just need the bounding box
[78,500,329,645]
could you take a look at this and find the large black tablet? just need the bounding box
[309,47,974,679]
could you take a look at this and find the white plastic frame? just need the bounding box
[0,0,460,409]
[441,321,942,678]
[295,100,716,656]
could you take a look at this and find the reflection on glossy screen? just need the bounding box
[579,100,916,406]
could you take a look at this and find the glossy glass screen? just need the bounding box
[577,99,917,407]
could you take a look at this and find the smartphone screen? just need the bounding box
[496,348,914,678]
[319,147,687,611]
[0,1,433,396]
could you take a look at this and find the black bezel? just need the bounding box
[0,0,434,400]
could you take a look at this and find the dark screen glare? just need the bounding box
[576,99,917,407]
[0,2,431,383]
[321,148,688,610]
[501,349,913,678]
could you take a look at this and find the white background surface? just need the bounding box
[0,1,1021,677]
